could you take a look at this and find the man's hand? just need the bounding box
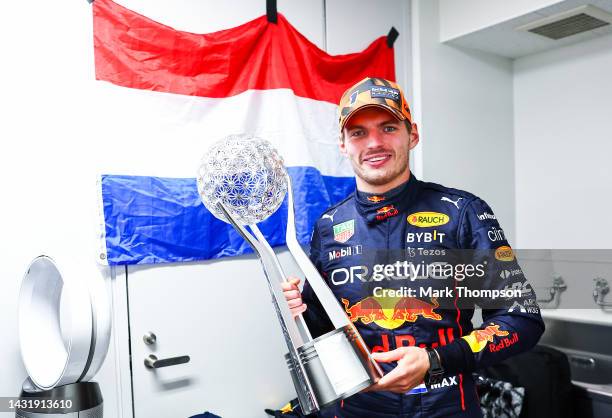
[367,347,430,393]
[281,276,307,318]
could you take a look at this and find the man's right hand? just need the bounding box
[282,277,307,318]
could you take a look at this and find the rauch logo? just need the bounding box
[407,212,449,227]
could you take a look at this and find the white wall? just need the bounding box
[326,0,412,104]
[514,34,612,249]
[0,0,102,411]
[412,0,517,243]
[439,0,563,41]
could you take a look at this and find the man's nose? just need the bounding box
[366,131,384,148]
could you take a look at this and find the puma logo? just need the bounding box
[322,209,338,222]
[441,196,462,209]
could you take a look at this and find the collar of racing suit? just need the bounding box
[354,173,422,224]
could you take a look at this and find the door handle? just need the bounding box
[570,355,596,369]
[144,354,190,369]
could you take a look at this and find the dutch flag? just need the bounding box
[93,0,396,265]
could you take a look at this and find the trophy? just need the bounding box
[196,134,382,414]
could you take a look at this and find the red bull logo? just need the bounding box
[342,296,441,329]
[391,297,442,322]
[367,195,386,203]
[462,324,509,353]
[371,328,456,352]
[375,205,399,221]
[488,332,519,353]
[342,297,386,324]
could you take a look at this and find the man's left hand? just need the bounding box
[367,347,430,393]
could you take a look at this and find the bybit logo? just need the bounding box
[406,230,446,244]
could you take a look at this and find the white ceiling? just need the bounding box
[444,0,612,58]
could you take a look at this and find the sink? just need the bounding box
[540,318,612,386]
[537,318,612,417]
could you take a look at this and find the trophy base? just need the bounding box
[286,325,381,414]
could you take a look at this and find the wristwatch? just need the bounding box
[424,347,444,386]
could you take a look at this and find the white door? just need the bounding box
[128,250,302,418]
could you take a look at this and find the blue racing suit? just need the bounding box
[302,174,544,418]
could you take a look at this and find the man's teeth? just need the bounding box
[368,156,387,162]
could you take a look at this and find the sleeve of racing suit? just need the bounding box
[435,197,545,376]
[301,220,334,338]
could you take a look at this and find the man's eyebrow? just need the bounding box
[346,119,399,131]
[377,119,400,127]
[346,124,365,131]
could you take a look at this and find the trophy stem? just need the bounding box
[284,176,352,329]
[216,203,309,347]
[284,176,384,381]
[250,225,313,342]
[216,202,319,411]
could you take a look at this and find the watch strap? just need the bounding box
[425,347,444,386]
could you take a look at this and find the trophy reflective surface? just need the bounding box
[197,134,382,414]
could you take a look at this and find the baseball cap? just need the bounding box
[338,77,412,132]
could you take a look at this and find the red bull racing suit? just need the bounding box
[302,174,545,417]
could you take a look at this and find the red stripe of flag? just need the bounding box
[93,0,396,104]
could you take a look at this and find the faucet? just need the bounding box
[536,274,567,308]
[593,277,612,308]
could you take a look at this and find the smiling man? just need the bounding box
[282,78,544,417]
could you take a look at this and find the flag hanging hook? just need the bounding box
[387,27,399,48]
[267,0,278,23]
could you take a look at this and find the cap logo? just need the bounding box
[367,195,385,203]
[370,86,400,103]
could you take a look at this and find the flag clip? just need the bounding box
[267,0,278,24]
[387,27,399,48]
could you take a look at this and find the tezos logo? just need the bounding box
[407,212,449,228]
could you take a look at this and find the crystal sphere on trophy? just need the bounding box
[197,134,382,414]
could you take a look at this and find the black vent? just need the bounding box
[529,13,610,39]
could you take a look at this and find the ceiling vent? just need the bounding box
[516,5,612,40]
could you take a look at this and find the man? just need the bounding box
[282,77,544,417]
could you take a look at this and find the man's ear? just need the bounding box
[408,123,420,150]
[338,133,347,155]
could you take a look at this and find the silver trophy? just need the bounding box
[197,134,382,414]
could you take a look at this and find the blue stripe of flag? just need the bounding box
[100,167,355,265]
